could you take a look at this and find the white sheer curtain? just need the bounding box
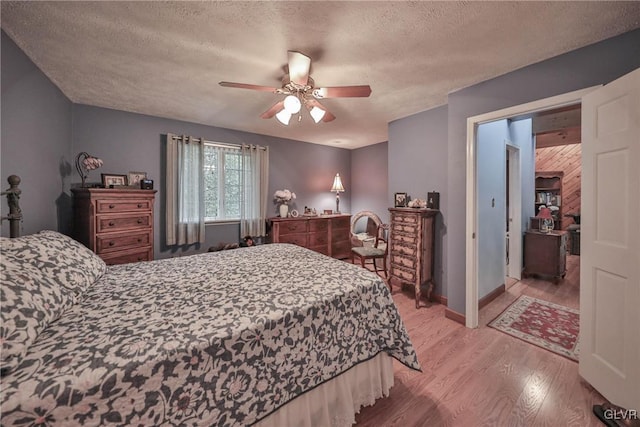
[240,144,269,237]
[166,133,205,245]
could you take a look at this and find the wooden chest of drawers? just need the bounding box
[269,214,351,259]
[523,230,568,283]
[72,188,157,265]
[388,208,438,308]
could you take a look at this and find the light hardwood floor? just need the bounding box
[355,255,607,426]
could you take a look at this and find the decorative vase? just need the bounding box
[279,204,289,218]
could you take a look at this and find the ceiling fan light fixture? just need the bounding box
[275,109,292,125]
[309,106,326,123]
[283,95,301,114]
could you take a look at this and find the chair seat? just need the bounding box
[352,246,385,257]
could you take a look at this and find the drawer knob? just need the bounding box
[137,238,142,243]
[137,257,143,261]
[108,221,115,227]
[137,219,143,224]
[109,241,115,246]
[137,203,143,208]
[109,204,115,209]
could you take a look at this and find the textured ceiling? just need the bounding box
[2,2,639,149]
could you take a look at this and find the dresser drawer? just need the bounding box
[96,231,151,254]
[308,231,328,247]
[308,219,328,232]
[97,214,152,233]
[100,248,151,265]
[310,244,330,256]
[278,220,308,235]
[391,242,417,257]
[391,253,417,270]
[332,241,351,259]
[392,212,419,224]
[96,199,152,214]
[392,222,417,235]
[390,265,416,283]
[278,233,307,247]
[331,216,351,230]
[393,233,418,246]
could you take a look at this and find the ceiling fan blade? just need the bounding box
[219,81,280,93]
[260,101,285,119]
[306,99,336,123]
[288,51,311,86]
[312,85,372,99]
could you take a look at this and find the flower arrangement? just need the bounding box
[274,189,296,205]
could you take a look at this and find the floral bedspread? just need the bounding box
[1,244,420,426]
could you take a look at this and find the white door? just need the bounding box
[580,67,639,411]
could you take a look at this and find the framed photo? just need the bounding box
[101,173,128,187]
[394,192,407,207]
[128,171,147,187]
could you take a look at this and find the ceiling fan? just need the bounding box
[219,51,372,125]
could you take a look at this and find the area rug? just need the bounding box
[488,295,580,362]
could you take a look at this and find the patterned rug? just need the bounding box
[489,295,580,362]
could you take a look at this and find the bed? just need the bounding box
[0,179,420,426]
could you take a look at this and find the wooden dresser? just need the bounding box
[71,188,157,265]
[523,230,568,283]
[388,208,438,308]
[269,214,351,259]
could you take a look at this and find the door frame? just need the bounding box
[465,86,600,328]
[505,142,522,280]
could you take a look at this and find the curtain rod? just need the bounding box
[169,135,267,150]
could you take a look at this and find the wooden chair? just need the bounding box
[351,224,390,286]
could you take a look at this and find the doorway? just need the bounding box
[505,143,521,284]
[465,86,598,328]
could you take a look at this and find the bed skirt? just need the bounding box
[255,352,394,427]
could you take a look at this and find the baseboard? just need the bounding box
[478,284,506,310]
[444,308,466,325]
[431,294,448,306]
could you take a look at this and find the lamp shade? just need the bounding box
[309,106,326,123]
[275,109,292,125]
[283,95,301,114]
[537,207,553,219]
[331,173,345,193]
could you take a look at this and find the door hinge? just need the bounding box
[472,232,476,239]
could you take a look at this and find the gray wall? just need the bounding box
[477,120,508,299]
[351,141,388,225]
[445,29,640,313]
[508,119,535,234]
[388,104,448,296]
[1,31,73,237]
[72,104,351,259]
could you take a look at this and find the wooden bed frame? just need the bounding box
[1,175,22,238]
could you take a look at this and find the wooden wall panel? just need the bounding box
[535,144,581,230]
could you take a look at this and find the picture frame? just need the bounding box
[101,173,128,187]
[128,171,147,188]
[394,192,407,207]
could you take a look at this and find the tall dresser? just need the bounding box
[269,214,351,259]
[388,207,438,308]
[72,188,157,265]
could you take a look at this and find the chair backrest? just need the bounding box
[351,211,382,235]
[375,224,390,254]
[350,211,383,247]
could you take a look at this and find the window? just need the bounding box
[204,144,242,221]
